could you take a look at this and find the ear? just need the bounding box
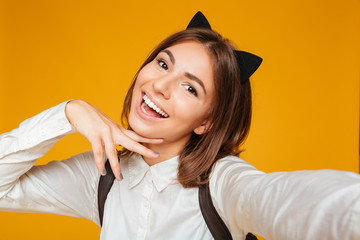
[193,119,212,135]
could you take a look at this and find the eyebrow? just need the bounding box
[162,49,175,65]
[184,72,207,95]
[161,49,207,95]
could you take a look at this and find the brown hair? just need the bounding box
[121,28,252,188]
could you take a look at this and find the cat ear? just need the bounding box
[186,11,263,83]
[186,11,212,30]
[234,50,263,83]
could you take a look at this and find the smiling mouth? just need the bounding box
[141,94,169,118]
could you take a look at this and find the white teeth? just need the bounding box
[142,94,168,118]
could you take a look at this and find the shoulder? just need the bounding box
[208,156,265,236]
[209,155,265,200]
[211,155,264,180]
[60,150,97,172]
[42,150,100,188]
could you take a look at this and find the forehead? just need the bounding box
[164,41,212,66]
[163,41,215,94]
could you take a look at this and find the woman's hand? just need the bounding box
[65,100,162,181]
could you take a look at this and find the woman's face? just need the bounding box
[128,41,215,146]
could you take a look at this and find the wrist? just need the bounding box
[65,100,76,126]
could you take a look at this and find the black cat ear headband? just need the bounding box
[187,11,263,84]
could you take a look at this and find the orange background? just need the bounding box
[0,0,359,239]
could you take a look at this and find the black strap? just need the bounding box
[98,160,115,226]
[198,182,257,240]
[199,182,233,240]
[245,233,258,240]
[98,160,257,240]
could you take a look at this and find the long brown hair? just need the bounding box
[121,28,252,188]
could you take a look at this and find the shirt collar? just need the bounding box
[128,154,179,192]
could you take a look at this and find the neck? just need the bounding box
[142,137,189,166]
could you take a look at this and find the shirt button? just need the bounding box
[58,120,66,130]
[40,129,47,137]
[26,136,32,145]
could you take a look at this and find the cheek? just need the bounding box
[173,95,197,115]
[128,113,137,131]
[174,97,211,124]
[128,108,145,135]
[129,90,138,115]
[136,64,156,83]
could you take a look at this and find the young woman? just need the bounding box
[1,12,359,240]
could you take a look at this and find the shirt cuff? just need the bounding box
[0,100,76,160]
[19,100,76,148]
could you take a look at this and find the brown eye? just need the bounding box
[185,84,198,96]
[157,60,168,70]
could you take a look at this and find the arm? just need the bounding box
[0,102,101,222]
[0,101,76,198]
[0,100,163,225]
[64,100,163,180]
[210,156,360,240]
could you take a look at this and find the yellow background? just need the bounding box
[0,0,359,239]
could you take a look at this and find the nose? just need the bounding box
[152,74,174,100]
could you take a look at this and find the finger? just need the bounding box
[91,140,106,176]
[103,135,122,181]
[115,134,160,159]
[121,128,164,144]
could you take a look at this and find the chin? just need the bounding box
[128,115,161,139]
[133,127,159,139]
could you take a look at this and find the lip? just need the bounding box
[136,91,169,121]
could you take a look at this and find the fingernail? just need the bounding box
[101,169,107,176]
[119,172,124,180]
[153,151,160,155]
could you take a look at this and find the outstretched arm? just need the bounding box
[210,156,360,240]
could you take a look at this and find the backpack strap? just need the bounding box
[198,182,258,240]
[97,160,115,226]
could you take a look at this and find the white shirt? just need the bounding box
[1,101,360,240]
